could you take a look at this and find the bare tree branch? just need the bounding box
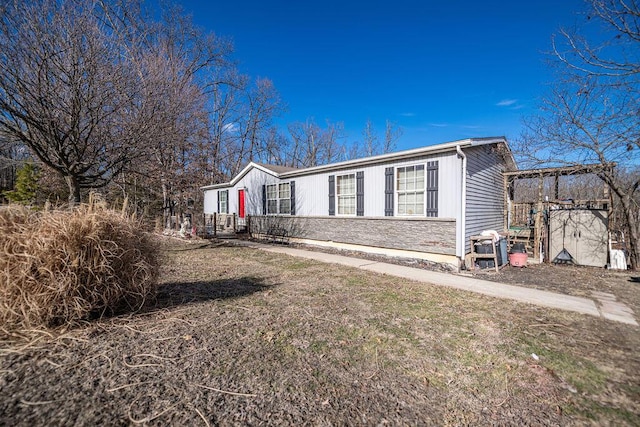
[518,0,640,267]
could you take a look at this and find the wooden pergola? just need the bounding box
[502,163,615,262]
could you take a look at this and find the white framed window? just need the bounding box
[219,190,228,214]
[397,165,425,216]
[337,174,356,215]
[266,184,278,214]
[267,182,291,215]
[278,183,291,214]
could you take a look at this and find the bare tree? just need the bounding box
[123,10,283,227]
[321,120,346,165]
[261,127,292,167]
[229,78,284,175]
[204,68,243,183]
[122,4,231,227]
[202,70,285,180]
[384,120,402,154]
[349,119,402,160]
[288,119,346,167]
[362,119,379,157]
[517,0,640,267]
[0,0,238,221]
[288,120,321,167]
[0,0,150,206]
[553,0,640,81]
[360,119,402,157]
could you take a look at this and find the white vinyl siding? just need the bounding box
[202,152,460,219]
[230,169,265,216]
[286,152,459,218]
[337,174,356,215]
[397,165,425,216]
[464,145,506,252]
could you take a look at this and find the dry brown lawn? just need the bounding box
[1,237,638,426]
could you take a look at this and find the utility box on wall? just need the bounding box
[549,209,608,268]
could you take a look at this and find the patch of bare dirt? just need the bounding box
[474,262,640,310]
[1,236,638,426]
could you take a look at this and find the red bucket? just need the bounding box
[509,252,528,267]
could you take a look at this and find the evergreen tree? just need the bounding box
[4,163,39,205]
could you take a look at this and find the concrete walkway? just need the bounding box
[235,241,638,326]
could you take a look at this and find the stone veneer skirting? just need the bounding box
[249,215,456,256]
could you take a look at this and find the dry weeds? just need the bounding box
[0,204,157,330]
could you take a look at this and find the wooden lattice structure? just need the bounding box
[503,163,615,262]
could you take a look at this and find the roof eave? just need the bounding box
[469,136,517,171]
[279,137,509,178]
[201,161,281,190]
[201,137,516,186]
[201,182,230,190]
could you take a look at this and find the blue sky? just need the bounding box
[177,0,588,150]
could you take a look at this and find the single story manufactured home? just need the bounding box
[202,137,517,269]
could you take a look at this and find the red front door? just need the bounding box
[238,189,246,218]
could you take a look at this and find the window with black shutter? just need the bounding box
[426,161,439,217]
[328,175,335,216]
[290,181,296,215]
[356,171,364,216]
[384,167,394,216]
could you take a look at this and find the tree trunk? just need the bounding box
[65,175,81,208]
[628,226,640,270]
[620,195,640,270]
[162,180,171,229]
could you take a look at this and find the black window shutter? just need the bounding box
[328,175,335,216]
[290,181,296,215]
[217,191,220,213]
[426,161,438,217]
[262,185,266,215]
[356,171,364,216]
[384,167,394,216]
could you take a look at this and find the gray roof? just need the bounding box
[201,136,516,190]
[253,163,299,174]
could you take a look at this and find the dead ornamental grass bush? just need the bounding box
[0,205,158,330]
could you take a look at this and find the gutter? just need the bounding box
[456,145,467,268]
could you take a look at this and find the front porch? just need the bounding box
[202,213,247,237]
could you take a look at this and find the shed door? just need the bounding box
[574,210,608,267]
[238,189,246,219]
[550,209,608,267]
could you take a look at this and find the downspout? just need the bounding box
[456,145,467,270]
